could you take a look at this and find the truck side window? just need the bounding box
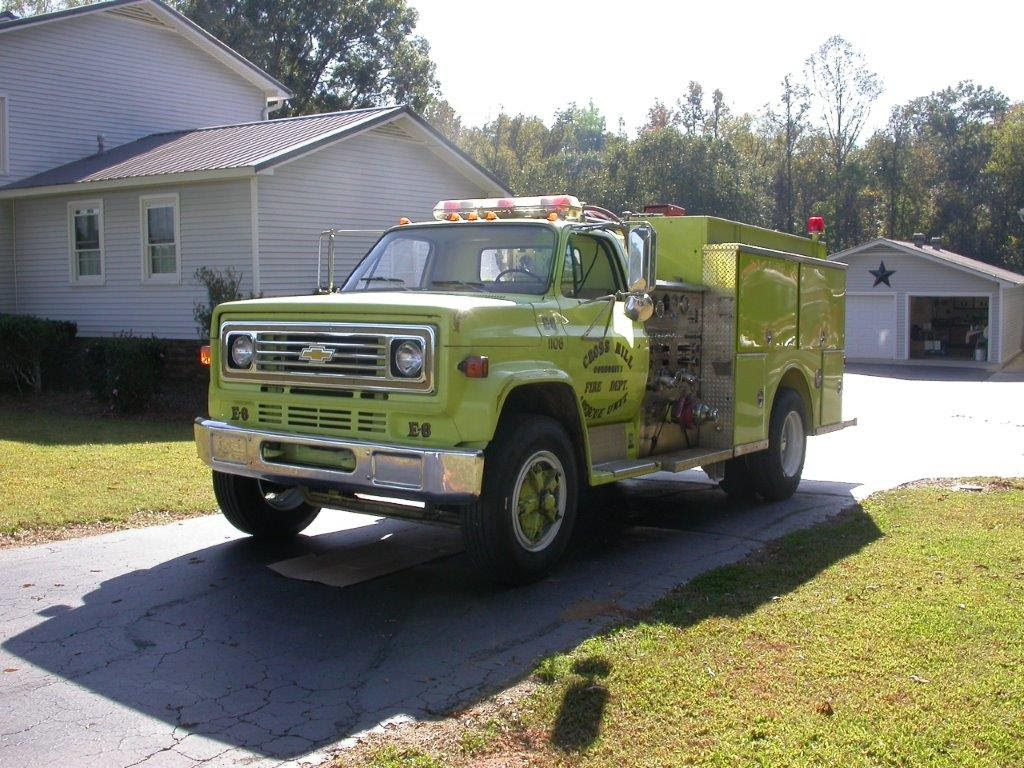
[562,234,622,300]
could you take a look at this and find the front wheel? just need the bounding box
[462,416,579,584]
[212,471,320,539]
[748,388,807,502]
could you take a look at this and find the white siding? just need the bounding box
[838,245,1001,362]
[257,120,490,297]
[13,179,252,338]
[0,200,13,311]
[1001,284,1024,362]
[0,13,267,184]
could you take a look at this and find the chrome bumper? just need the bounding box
[194,418,484,502]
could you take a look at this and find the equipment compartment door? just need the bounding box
[821,350,844,426]
[734,353,767,446]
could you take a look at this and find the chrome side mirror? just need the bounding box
[624,292,654,323]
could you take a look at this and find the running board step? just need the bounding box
[591,459,660,480]
[655,447,734,473]
[813,417,857,436]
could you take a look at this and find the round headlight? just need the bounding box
[230,334,255,368]
[393,339,423,377]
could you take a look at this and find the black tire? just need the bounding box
[718,457,757,500]
[748,388,807,502]
[212,471,320,539]
[462,415,579,584]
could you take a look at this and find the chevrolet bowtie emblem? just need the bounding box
[298,344,335,363]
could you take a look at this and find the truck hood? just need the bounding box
[220,291,522,318]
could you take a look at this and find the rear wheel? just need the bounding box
[212,471,320,539]
[748,388,807,502]
[462,416,578,584]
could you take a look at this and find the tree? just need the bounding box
[174,0,441,115]
[805,36,882,249]
[985,105,1024,270]
[644,99,679,131]
[679,81,706,135]
[0,0,86,15]
[866,104,928,239]
[765,74,811,233]
[904,82,1009,259]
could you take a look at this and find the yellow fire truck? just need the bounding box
[195,195,853,582]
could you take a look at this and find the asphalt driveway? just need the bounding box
[1,369,1021,767]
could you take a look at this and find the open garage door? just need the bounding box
[846,294,896,359]
[909,295,990,361]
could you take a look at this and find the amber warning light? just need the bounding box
[199,345,212,367]
[458,355,489,378]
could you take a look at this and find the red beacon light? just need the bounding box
[807,216,825,238]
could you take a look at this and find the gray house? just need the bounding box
[830,237,1024,366]
[0,0,506,339]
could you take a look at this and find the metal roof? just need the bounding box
[0,0,291,100]
[831,238,1024,286]
[0,106,510,197]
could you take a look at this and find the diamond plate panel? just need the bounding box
[699,245,739,450]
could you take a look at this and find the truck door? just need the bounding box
[557,231,648,425]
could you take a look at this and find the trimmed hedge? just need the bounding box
[83,334,167,413]
[0,313,78,394]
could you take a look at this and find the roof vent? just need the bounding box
[930,236,943,249]
[912,232,926,247]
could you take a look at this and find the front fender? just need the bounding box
[449,361,582,447]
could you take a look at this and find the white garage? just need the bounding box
[831,237,1024,367]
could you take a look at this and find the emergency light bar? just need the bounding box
[432,195,583,222]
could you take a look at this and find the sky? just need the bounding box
[408,0,1020,135]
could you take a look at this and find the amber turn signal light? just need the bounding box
[199,345,212,367]
[398,217,411,225]
[458,355,489,378]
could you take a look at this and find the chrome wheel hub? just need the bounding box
[780,410,805,478]
[511,450,566,552]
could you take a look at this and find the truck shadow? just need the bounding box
[2,480,872,762]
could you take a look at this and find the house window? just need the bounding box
[0,95,8,175]
[68,200,104,284]
[140,193,180,282]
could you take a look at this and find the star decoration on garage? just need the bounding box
[870,260,896,287]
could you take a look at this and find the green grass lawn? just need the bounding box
[0,402,216,541]
[352,480,1024,768]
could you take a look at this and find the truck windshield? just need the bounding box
[341,224,557,295]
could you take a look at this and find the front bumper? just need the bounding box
[194,418,484,502]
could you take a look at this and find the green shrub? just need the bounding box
[194,266,254,340]
[0,313,77,394]
[83,334,166,413]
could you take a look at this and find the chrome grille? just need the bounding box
[219,322,434,392]
[255,332,386,377]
